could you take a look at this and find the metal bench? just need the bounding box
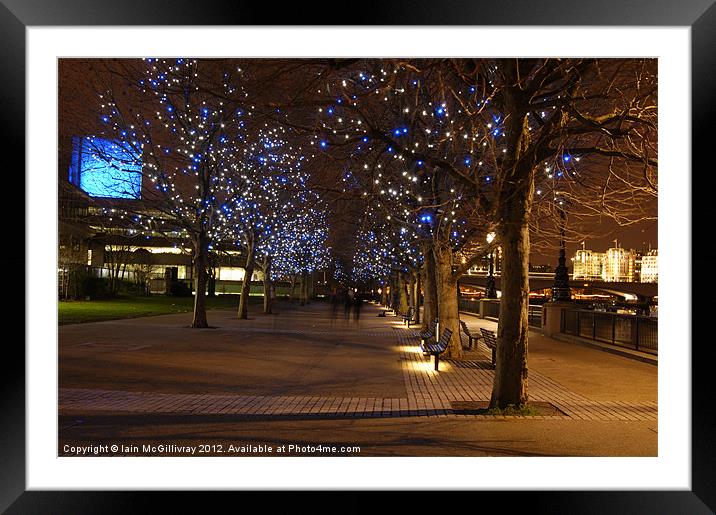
[420,328,453,371]
[459,320,482,350]
[402,307,414,326]
[480,327,497,367]
[378,307,394,317]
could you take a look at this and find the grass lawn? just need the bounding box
[58,294,261,325]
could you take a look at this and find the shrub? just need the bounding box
[116,278,150,296]
[168,280,192,297]
[82,276,112,300]
[485,404,541,416]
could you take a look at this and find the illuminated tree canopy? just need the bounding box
[67,57,657,408]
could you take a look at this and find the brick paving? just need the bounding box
[59,315,657,422]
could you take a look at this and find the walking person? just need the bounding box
[353,292,363,322]
[330,291,339,317]
[329,291,339,325]
[343,290,352,321]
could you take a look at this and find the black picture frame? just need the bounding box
[2,1,712,512]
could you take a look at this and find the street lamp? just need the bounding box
[485,232,497,299]
[552,202,571,301]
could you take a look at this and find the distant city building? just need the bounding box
[572,250,606,281]
[634,252,643,282]
[640,249,658,283]
[604,247,637,282]
[571,243,655,283]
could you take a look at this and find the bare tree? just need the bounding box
[282,57,656,405]
[70,58,257,327]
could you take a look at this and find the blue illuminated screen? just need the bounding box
[69,137,142,199]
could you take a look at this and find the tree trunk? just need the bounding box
[191,234,209,328]
[109,257,117,295]
[262,257,272,314]
[421,241,438,331]
[490,215,531,407]
[407,273,415,314]
[207,267,216,297]
[397,273,410,314]
[289,274,297,302]
[299,272,307,306]
[238,239,255,320]
[489,89,534,408]
[306,273,313,304]
[121,261,127,292]
[434,242,462,358]
[413,270,421,325]
[390,274,399,309]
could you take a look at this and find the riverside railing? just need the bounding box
[561,310,657,355]
[458,298,543,328]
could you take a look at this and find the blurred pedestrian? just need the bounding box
[343,290,352,320]
[353,292,363,321]
[330,291,339,318]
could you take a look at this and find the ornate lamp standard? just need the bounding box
[551,203,571,301]
[485,231,497,299]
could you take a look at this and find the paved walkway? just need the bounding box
[59,303,656,422]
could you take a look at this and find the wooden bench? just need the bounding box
[480,328,497,367]
[418,318,438,349]
[459,320,482,350]
[420,328,453,371]
[402,307,414,327]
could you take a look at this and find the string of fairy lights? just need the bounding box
[307,61,588,281]
[81,58,610,288]
[88,58,331,283]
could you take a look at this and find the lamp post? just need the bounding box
[485,232,497,299]
[552,203,571,301]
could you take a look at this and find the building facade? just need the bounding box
[640,249,658,283]
[572,250,606,281]
[571,244,655,283]
[604,247,637,282]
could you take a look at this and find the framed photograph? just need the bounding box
[3,0,712,511]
